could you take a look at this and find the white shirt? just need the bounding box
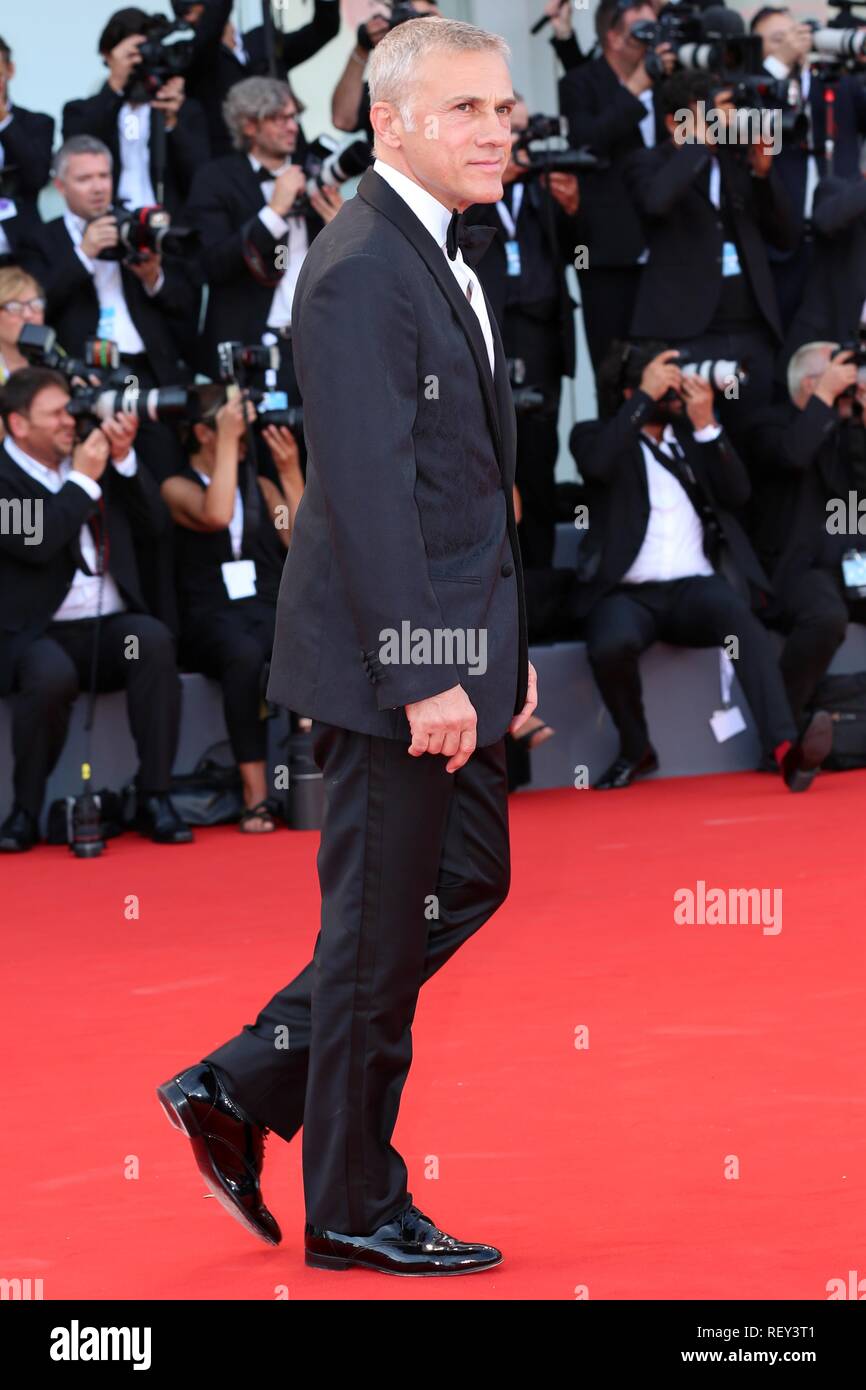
[5,437,137,619]
[373,157,496,377]
[193,467,244,559]
[621,423,719,585]
[637,88,656,150]
[117,102,157,209]
[252,156,311,331]
[64,210,147,355]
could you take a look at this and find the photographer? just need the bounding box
[785,173,866,358]
[0,36,54,265]
[541,0,592,76]
[623,67,799,440]
[569,342,831,791]
[177,1,341,157]
[745,341,866,727]
[61,7,210,220]
[559,0,675,382]
[160,392,305,833]
[0,266,45,389]
[184,77,341,395]
[332,1,442,137]
[16,135,196,483]
[0,366,193,850]
[462,95,580,569]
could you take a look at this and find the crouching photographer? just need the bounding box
[745,341,866,728]
[160,387,305,833]
[0,366,193,851]
[569,342,831,792]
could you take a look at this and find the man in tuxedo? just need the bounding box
[184,76,341,399]
[784,175,866,360]
[0,34,54,267]
[158,16,536,1276]
[0,367,193,850]
[569,341,831,790]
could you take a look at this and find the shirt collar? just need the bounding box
[64,209,87,245]
[373,158,455,254]
[249,153,292,179]
[4,436,69,489]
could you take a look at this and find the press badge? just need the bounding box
[97,305,116,340]
[504,238,522,277]
[721,241,742,277]
[0,197,17,222]
[221,559,257,600]
[841,549,866,598]
[709,649,747,743]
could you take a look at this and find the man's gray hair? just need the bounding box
[367,17,511,134]
[54,135,113,181]
[788,341,840,403]
[223,76,299,152]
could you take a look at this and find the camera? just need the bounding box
[675,354,749,393]
[290,134,372,214]
[91,204,198,264]
[511,113,608,177]
[506,357,558,419]
[17,323,122,382]
[125,15,196,103]
[217,341,304,434]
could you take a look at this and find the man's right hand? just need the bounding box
[80,214,119,260]
[268,166,307,219]
[107,34,144,95]
[405,683,477,773]
[72,428,110,481]
[640,349,683,401]
[815,350,858,408]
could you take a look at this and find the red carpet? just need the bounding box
[3,769,864,1301]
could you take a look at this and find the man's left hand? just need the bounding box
[152,76,185,131]
[310,184,344,224]
[543,171,579,217]
[681,373,716,432]
[509,660,538,737]
[101,413,139,461]
[128,249,163,290]
[748,140,774,178]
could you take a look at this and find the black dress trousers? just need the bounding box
[203,719,511,1235]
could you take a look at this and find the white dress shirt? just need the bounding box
[5,436,137,619]
[621,422,720,585]
[64,210,157,354]
[117,101,157,209]
[251,155,311,331]
[373,157,496,377]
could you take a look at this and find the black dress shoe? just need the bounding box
[593,745,660,790]
[135,793,193,844]
[781,709,833,792]
[0,805,39,852]
[156,1063,280,1245]
[305,1203,502,1276]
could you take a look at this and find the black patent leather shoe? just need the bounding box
[781,710,833,792]
[157,1062,281,1245]
[593,745,659,790]
[0,804,39,852]
[305,1203,502,1276]
[135,793,194,843]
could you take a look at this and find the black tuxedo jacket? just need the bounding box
[15,217,196,383]
[266,167,528,746]
[623,142,798,343]
[462,179,579,381]
[61,83,210,219]
[559,55,666,267]
[183,151,325,378]
[568,388,769,618]
[785,176,866,357]
[0,104,55,261]
[0,443,169,694]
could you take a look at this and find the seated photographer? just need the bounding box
[745,341,866,729]
[184,77,341,399]
[463,95,580,570]
[176,1,342,158]
[0,35,54,266]
[0,367,193,851]
[16,135,196,483]
[559,0,675,382]
[784,174,866,361]
[0,265,44,389]
[332,1,442,138]
[623,67,799,441]
[569,342,831,792]
[160,392,304,832]
[61,7,211,221]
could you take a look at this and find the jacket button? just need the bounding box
[501,562,514,577]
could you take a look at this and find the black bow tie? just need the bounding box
[446,208,497,268]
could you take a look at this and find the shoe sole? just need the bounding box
[786,711,833,792]
[304,1250,503,1276]
[156,1078,280,1246]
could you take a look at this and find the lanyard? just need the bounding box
[496,181,524,239]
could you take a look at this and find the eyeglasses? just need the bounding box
[263,110,301,126]
[0,297,46,316]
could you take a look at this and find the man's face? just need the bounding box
[56,154,113,219]
[0,53,14,89]
[246,101,300,162]
[607,4,656,64]
[377,49,515,210]
[11,385,76,462]
[754,12,794,63]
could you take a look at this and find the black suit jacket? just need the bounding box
[0,104,55,261]
[0,443,169,694]
[15,217,195,384]
[183,151,324,378]
[559,55,665,267]
[61,83,210,219]
[266,167,528,746]
[624,143,798,342]
[785,176,866,358]
[568,388,769,618]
